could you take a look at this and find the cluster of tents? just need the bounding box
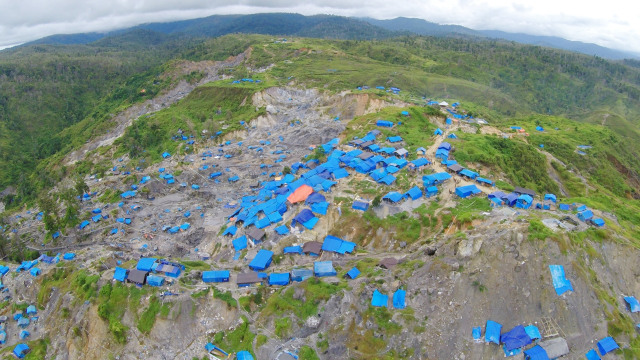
[113,258,185,287]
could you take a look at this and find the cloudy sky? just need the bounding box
[1,0,639,53]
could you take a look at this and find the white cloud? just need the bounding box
[0,0,638,53]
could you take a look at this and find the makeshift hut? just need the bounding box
[249,250,274,271]
[202,270,230,283]
[303,241,323,256]
[236,272,262,287]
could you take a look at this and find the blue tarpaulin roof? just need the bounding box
[625,296,640,312]
[387,136,403,143]
[378,174,396,185]
[383,191,404,203]
[291,268,313,282]
[472,327,482,340]
[322,235,356,254]
[459,169,479,179]
[434,128,443,135]
[456,184,481,198]
[352,201,369,211]
[310,202,329,215]
[578,209,594,221]
[233,236,248,251]
[137,258,157,271]
[524,325,541,340]
[236,351,254,360]
[268,273,290,286]
[592,218,605,227]
[392,289,406,309]
[485,320,502,344]
[501,325,532,351]
[549,265,573,295]
[314,261,336,277]
[371,290,388,307]
[113,267,128,282]
[405,186,422,200]
[147,275,164,287]
[438,142,451,150]
[410,158,430,167]
[203,270,230,282]
[423,172,451,186]
[585,349,601,360]
[275,225,290,235]
[249,250,274,271]
[222,226,237,236]
[305,192,326,204]
[597,337,619,355]
[346,267,360,279]
[544,193,557,202]
[284,246,302,254]
[524,345,550,360]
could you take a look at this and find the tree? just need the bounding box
[74,176,89,197]
[38,194,60,232]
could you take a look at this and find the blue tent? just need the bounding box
[578,209,594,222]
[524,325,541,341]
[472,327,482,340]
[383,191,404,203]
[392,289,406,309]
[113,267,128,282]
[388,136,403,143]
[378,174,397,185]
[291,268,313,282]
[268,273,290,286]
[455,185,481,198]
[283,246,302,254]
[30,268,41,276]
[597,337,619,355]
[233,236,248,252]
[409,158,430,169]
[222,226,237,236]
[147,275,165,287]
[305,192,326,204]
[79,220,90,229]
[423,172,451,186]
[292,209,316,227]
[515,194,533,209]
[485,320,502,344]
[401,111,409,116]
[26,305,37,315]
[310,202,329,216]
[536,126,544,131]
[426,186,438,197]
[63,253,75,260]
[447,133,458,139]
[558,203,570,211]
[524,345,550,360]
[624,296,640,312]
[585,349,601,360]
[476,177,494,186]
[434,128,443,135]
[549,265,573,295]
[544,193,557,203]
[346,267,360,279]
[438,142,452,151]
[592,218,605,227]
[459,169,479,179]
[249,250,274,271]
[202,270,230,283]
[19,330,29,339]
[377,120,394,127]
[352,201,369,211]
[237,351,254,360]
[371,290,388,307]
[137,258,157,272]
[162,152,171,158]
[275,225,290,235]
[314,261,336,277]
[13,344,30,359]
[405,186,422,200]
[501,325,532,351]
[322,235,356,254]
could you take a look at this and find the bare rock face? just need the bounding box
[456,237,483,258]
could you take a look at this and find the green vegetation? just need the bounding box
[137,296,162,334]
[527,218,557,242]
[363,306,402,335]
[255,334,268,348]
[212,316,255,356]
[274,317,291,338]
[97,282,133,343]
[261,278,345,320]
[37,267,99,307]
[22,338,49,360]
[299,346,321,360]
[213,288,236,308]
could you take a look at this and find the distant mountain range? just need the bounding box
[23,13,640,60]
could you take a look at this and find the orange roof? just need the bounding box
[287,185,314,204]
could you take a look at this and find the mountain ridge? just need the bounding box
[14,13,639,60]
